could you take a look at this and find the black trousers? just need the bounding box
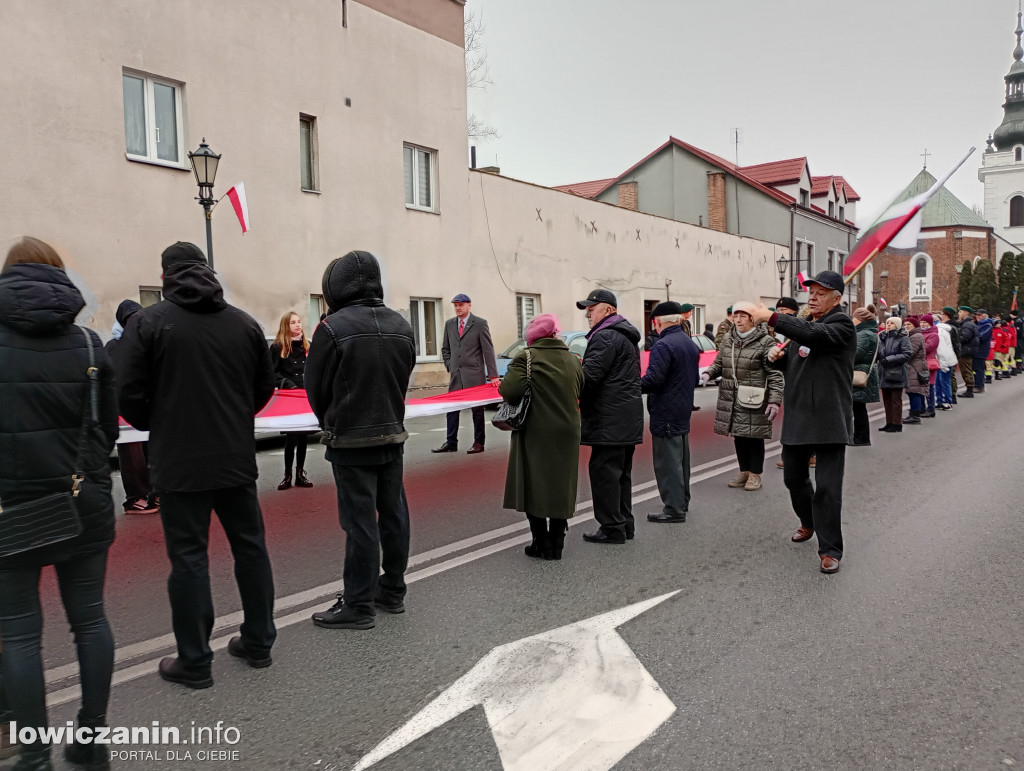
[973,357,988,390]
[117,441,152,504]
[0,551,114,752]
[852,402,871,444]
[781,443,845,560]
[331,455,410,615]
[733,436,765,474]
[159,483,276,668]
[652,434,691,514]
[283,432,309,472]
[446,406,486,447]
[588,445,635,538]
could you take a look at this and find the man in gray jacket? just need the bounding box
[753,270,856,574]
[433,293,499,455]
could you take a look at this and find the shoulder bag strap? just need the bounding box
[525,348,532,385]
[868,334,880,371]
[730,337,768,389]
[72,327,100,497]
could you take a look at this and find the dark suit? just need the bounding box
[441,313,498,447]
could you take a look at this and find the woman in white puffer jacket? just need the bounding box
[935,318,958,409]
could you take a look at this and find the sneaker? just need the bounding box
[727,471,750,488]
[124,498,158,514]
[312,596,375,629]
[374,595,406,614]
[227,636,273,668]
[743,473,762,491]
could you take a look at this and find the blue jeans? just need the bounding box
[936,369,953,405]
[0,551,114,753]
[908,392,926,413]
[927,383,936,412]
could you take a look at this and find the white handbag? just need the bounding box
[731,341,767,409]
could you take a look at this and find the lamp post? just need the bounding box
[871,288,882,321]
[776,254,790,298]
[187,138,221,270]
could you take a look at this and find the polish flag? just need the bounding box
[795,271,808,290]
[224,183,250,233]
[879,297,888,308]
[843,148,975,284]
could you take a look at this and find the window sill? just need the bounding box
[302,188,322,195]
[125,154,190,172]
[406,204,440,215]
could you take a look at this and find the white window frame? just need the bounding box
[516,293,541,337]
[910,252,933,301]
[410,297,443,362]
[827,248,847,273]
[404,143,438,213]
[793,238,815,291]
[122,70,186,169]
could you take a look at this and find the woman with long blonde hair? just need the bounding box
[270,311,313,490]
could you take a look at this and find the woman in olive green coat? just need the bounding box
[499,314,584,561]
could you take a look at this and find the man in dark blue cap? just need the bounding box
[752,270,855,575]
[433,293,499,454]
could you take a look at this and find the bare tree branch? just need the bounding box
[468,113,499,143]
[464,11,491,90]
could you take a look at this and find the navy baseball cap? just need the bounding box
[451,293,472,303]
[576,288,618,309]
[803,270,845,292]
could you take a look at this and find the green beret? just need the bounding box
[942,306,956,316]
[768,307,776,312]
[958,305,973,313]
[680,303,694,313]
[726,306,733,314]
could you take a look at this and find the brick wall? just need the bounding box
[707,172,726,232]
[869,229,995,313]
[618,181,638,211]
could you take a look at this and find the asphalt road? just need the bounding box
[8,380,1024,770]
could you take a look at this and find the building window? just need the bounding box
[516,294,540,337]
[139,286,162,307]
[1011,195,1024,227]
[799,190,809,207]
[838,205,845,221]
[122,71,184,165]
[793,241,815,291]
[410,298,442,361]
[910,253,932,301]
[1016,147,1022,162]
[828,201,835,218]
[404,144,437,212]
[827,249,847,273]
[308,294,326,324]
[300,115,319,192]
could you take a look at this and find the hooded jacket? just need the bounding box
[905,327,929,396]
[580,314,643,445]
[704,325,785,439]
[877,328,912,389]
[0,264,118,568]
[305,251,416,450]
[103,298,143,375]
[958,317,979,358]
[117,260,275,491]
[976,317,994,359]
[936,323,957,369]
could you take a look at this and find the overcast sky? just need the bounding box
[466,0,1019,224]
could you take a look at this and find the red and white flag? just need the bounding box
[843,148,975,283]
[224,182,250,233]
[795,271,808,290]
[879,297,888,308]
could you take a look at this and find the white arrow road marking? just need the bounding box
[353,591,680,771]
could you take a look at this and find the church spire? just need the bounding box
[992,3,1024,151]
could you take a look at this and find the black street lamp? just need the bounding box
[188,138,221,270]
[871,288,882,320]
[776,254,790,298]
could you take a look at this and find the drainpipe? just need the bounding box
[789,205,796,293]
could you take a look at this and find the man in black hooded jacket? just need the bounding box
[118,242,277,688]
[305,250,416,629]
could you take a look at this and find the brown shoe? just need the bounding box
[727,471,750,488]
[466,443,485,454]
[791,527,814,542]
[820,555,840,574]
[743,473,762,491]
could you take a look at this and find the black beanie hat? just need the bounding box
[161,241,208,271]
[115,299,143,327]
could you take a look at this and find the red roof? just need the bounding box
[739,157,807,186]
[551,178,618,198]
[834,175,860,201]
[811,174,861,203]
[811,176,836,196]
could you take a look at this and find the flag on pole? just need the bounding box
[879,297,888,308]
[224,183,250,233]
[795,271,808,290]
[842,148,976,284]
[1012,288,1019,313]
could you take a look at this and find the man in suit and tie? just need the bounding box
[433,293,500,455]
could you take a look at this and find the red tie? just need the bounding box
[459,319,465,337]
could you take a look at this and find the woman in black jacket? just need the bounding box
[876,316,913,433]
[270,312,314,490]
[0,238,118,771]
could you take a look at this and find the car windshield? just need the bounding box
[499,333,573,359]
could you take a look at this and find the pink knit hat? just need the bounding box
[525,313,561,345]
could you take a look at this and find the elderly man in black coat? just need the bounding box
[641,302,700,523]
[576,289,643,544]
[753,270,856,574]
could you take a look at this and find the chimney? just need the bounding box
[470,146,477,169]
[707,171,727,232]
[618,181,638,211]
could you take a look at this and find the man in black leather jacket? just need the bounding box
[306,251,416,630]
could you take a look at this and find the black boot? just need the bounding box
[549,520,568,561]
[277,471,292,491]
[13,748,53,771]
[524,515,552,560]
[903,411,921,425]
[64,712,111,770]
[294,469,313,488]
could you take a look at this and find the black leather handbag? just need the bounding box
[491,349,532,431]
[0,328,97,558]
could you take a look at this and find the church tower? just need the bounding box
[979,5,1024,250]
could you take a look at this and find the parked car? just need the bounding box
[496,330,719,383]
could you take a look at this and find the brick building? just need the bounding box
[869,168,995,314]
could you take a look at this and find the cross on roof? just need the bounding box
[921,148,931,170]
